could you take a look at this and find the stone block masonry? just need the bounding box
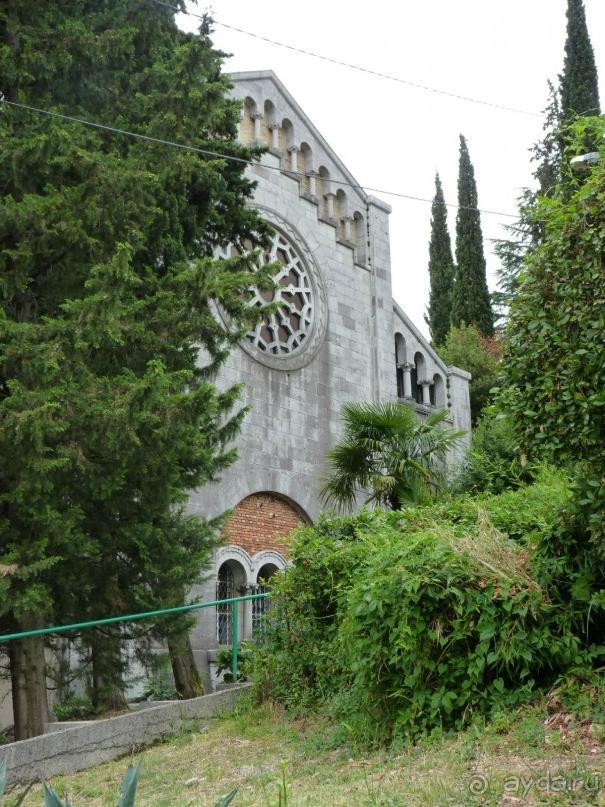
[0,685,250,787]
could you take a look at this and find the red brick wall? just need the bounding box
[223,493,305,558]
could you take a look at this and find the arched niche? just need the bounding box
[432,372,446,407]
[280,118,295,168]
[318,166,331,219]
[240,97,257,144]
[412,351,426,405]
[395,333,407,397]
[353,211,366,262]
[335,189,348,240]
[299,142,313,195]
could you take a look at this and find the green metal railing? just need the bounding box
[0,592,270,680]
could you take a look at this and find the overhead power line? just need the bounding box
[151,0,540,119]
[1,97,519,219]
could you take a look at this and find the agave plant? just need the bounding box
[0,759,138,806]
[214,788,238,807]
[0,759,31,806]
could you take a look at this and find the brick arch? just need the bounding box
[223,492,310,559]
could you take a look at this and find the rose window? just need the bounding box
[244,230,314,356]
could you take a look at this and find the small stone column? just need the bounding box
[325,191,336,221]
[287,145,299,173]
[343,216,353,242]
[268,122,280,150]
[421,381,432,406]
[308,171,317,198]
[400,363,413,399]
[252,111,263,142]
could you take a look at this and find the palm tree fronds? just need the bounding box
[319,401,465,511]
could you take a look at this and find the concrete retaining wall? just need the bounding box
[0,684,250,786]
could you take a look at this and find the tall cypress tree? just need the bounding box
[452,136,494,337]
[494,1,600,323]
[425,174,455,346]
[560,0,600,120]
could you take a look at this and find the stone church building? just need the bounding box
[0,72,472,726]
[189,71,471,682]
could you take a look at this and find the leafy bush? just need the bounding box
[253,475,581,744]
[454,408,541,494]
[216,644,253,684]
[251,511,378,709]
[500,117,605,552]
[139,653,178,702]
[52,695,95,722]
[439,323,500,424]
[338,517,579,744]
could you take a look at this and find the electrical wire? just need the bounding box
[1,97,519,219]
[151,0,540,119]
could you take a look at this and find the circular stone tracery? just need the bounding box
[219,210,327,372]
[246,230,314,356]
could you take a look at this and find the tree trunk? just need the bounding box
[90,629,127,713]
[9,614,49,740]
[168,633,203,699]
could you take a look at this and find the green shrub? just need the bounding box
[52,694,95,722]
[252,511,380,709]
[138,653,179,702]
[438,324,500,424]
[338,517,579,744]
[454,409,541,495]
[253,475,581,745]
[393,466,570,544]
[216,644,253,683]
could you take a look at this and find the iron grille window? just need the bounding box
[216,565,235,644]
[251,583,272,635]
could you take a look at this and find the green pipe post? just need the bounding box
[231,600,239,679]
[0,592,269,643]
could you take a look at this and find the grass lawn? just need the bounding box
[15,692,605,806]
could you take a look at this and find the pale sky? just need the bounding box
[176,0,604,337]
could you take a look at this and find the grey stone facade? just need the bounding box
[188,71,471,682]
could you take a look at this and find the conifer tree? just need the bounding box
[560,0,600,121]
[425,174,455,346]
[495,0,600,320]
[0,1,272,736]
[451,136,494,337]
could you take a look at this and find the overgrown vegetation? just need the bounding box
[253,471,579,746]
[454,408,540,495]
[500,117,605,646]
